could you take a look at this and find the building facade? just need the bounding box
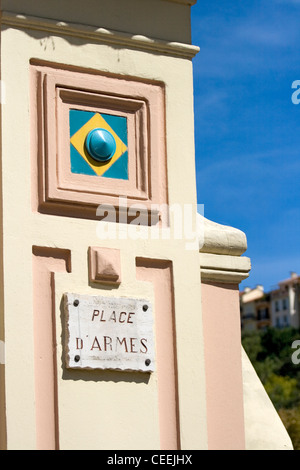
[241,273,300,331]
[240,285,266,331]
[0,0,293,451]
[271,273,300,329]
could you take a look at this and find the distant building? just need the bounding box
[240,285,264,331]
[271,272,300,329]
[256,292,271,330]
[240,285,271,331]
[240,272,300,331]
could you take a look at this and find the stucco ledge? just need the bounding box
[198,214,251,284]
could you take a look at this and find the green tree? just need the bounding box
[241,330,263,363]
[279,407,300,450]
[254,356,283,384]
[242,326,300,450]
[264,374,299,409]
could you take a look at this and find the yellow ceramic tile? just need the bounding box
[70,113,127,176]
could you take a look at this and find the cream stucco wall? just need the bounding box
[0,0,292,452]
[242,348,293,450]
[0,1,207,450]
[2,0,194,44]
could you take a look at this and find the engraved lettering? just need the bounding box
[130,337,138,353]
[92,309,99,321]
[67,294,154,371]
[140,338,148,353]
[127,312,135,324]
[104,336,113,351]
[91,336,102,351]
[119,311,126,323]
[109,311,116,322]
[100,310,106,322]
[116,336,128,353]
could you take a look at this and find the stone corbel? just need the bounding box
[198,214,251,284]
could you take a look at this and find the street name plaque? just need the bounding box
[64,293,155,372]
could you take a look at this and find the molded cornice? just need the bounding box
[199,214,248,256]
[198,214,251,284]
[1,12,200,59]
[165,0,197,5]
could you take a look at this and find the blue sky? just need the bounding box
[191,0,300,292]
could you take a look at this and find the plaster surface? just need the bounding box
[0,4,206,449]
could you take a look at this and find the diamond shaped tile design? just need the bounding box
[69,110,128,180]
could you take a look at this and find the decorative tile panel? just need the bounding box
[31,62,168,224]
[70,110,128,180]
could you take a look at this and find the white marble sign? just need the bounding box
[64,293,155,372]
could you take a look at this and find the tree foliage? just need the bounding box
[264,374,298,409]
[242,327,300,449]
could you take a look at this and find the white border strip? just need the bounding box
[0,340,4,365]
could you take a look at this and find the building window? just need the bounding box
[257,308,269,321]
[282,298,288,310]
[283,315,289,326]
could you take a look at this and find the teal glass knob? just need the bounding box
[85,128,116,162]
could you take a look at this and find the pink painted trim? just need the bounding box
[88,246,121,285]
[32,247,71,450]
[201,281,245,450]
[31,62,168,223]
[136,258,180,450]
[57,88,143,199]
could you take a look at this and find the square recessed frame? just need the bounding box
[31,62,168,224]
